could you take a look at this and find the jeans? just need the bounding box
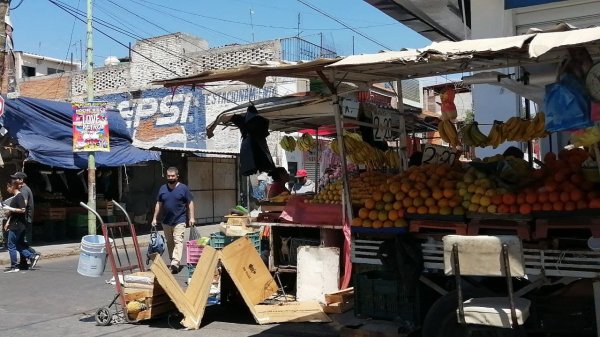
[163,223,186,266]
[8,229,34,268]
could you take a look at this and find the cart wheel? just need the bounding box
[95,307,112,326]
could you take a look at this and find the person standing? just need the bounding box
[3,180,36,273]
[291,169,315,194]
[11,172,40,269]
[267,167,290,198]
[151,167,195,274]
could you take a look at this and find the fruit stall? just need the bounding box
[155,26,600,336]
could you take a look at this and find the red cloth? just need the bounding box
[268,181,288,198]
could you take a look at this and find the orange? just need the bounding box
[542,202,553,211]
[372,191,383,202]
[420,189,431,199]
[408,189,420,198]
[383,192,395,203]
[538,193,549,203]
[552,202,564,212]
[364,199,376,210]
[368,210,379,220]
[532,203,542,212]
[545,182,557,192]
[443,189,456,199]
[564,201,576,212]
[379,184,389,193]
[384,203,394,211]
[570,174,584,185]
[393,201,403,210]
[570,189,583,202]
[428,205,439,215]
[491,195,503,205]
[400,183,412,193]
[389,182,401,194]
[394,192,406,201]
[406,206,417,214]
[352,218,363,227]
[502,193,516,205]
[438,198,450,208]
[382,220,394,228]
[525,193,537,204]
[424,197,436,207]
[417,206,428,215]
[388,210,399,221]
[372,220,383,229]
[394,219,408,228]
[590,198,600,209]
[402,198,413,208]
[432,188,443,200]
[413,197,424,207]
[362,219,373,228]
[559,192,570,203]
[578,200,589,209]
[548,192,560,203]
[378,211,388,221]
[516,193,526,204]
[479,196,491,207]
[358,208,369,219]
[519,204,532,215]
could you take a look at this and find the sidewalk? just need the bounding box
[0,234,152,266]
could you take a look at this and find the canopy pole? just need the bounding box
[315,127,320,192]
[318,70,353,289]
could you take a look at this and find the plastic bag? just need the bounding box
[147,225,165,264]
[544,73,592,132]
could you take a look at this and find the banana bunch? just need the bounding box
[461,122,489,147]
[296,133,315,152]
[270,191,291,202]
[384,149,401,169]
[571,126,600,147]
[438,120,459,147]
[502,113,546,142]
[486,121,505,149]
[279,136,296,152]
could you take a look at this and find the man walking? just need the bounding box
[151,167,195,274]
[11,172,40,269]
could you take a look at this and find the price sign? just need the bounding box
[372,109,392,141]
[341,98,359,118]
[421,144,457,165]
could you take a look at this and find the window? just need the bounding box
[21,66,36,77]
[47,67,65,75]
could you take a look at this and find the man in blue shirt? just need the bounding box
[151,167,195,274]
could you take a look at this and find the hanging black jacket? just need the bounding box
[231,105,275,176]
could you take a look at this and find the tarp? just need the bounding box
[3,96,160,169]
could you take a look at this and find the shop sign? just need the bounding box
[421,144,456,165]
[72,102,110,152]
[372,108,392,141]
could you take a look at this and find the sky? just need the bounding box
[9,0,432,67]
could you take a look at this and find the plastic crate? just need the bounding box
[355,270,418,321]
[186,241,205,264]
[209,231,261,253]
[289,238,320,265]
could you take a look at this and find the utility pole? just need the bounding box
[0,0,10,94]
[86,0,96,235]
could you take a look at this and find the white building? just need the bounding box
[14,51,79,78]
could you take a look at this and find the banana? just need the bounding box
[487,121,503,149]
[469,122,489,147]
[438,120,450,144]
[460,123,476,147]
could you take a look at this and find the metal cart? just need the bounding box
[80,200,145,326]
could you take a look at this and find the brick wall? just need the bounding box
[19,74,70,100]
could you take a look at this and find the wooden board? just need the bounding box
[325,287,354,304]
[129,300,177,321]
[150,246,219,330]
[323,300,354,314]
[123,286,165,299]
[220,237,330,324]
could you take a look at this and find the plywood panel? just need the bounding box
[213,190,236,220]
[296,247,340,302]
[188,159,213,190]
[213,160,236,190]
[192,191,213,223]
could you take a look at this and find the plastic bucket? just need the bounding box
[77,235,112,277]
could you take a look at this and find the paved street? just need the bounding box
[0,225,349,337]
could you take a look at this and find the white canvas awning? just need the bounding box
[155,26,600,89]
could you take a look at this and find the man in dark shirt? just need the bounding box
[11,172,40,269]
[3,180,36,272]
[151,167,195,274]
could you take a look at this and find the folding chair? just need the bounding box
[443,235,531,336]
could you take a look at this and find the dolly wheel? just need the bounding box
[95,307,112,326]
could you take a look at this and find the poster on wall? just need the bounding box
[72,102,110,152]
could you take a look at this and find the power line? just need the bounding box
[296,0,392,51]
[132,0,398,32]
[9,0,25,10]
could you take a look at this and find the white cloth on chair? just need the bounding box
[459,297,531,328]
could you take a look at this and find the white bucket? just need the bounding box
[77,235,112,277]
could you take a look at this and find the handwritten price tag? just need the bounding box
[421,144,457,165]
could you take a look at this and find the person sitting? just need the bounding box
[267,167,290,199]
[291,169,316,194]
[502,146,524,159]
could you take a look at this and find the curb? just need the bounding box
[0,240,150,266]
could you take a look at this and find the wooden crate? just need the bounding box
[38,207,67,221]
[123,272,176,321]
